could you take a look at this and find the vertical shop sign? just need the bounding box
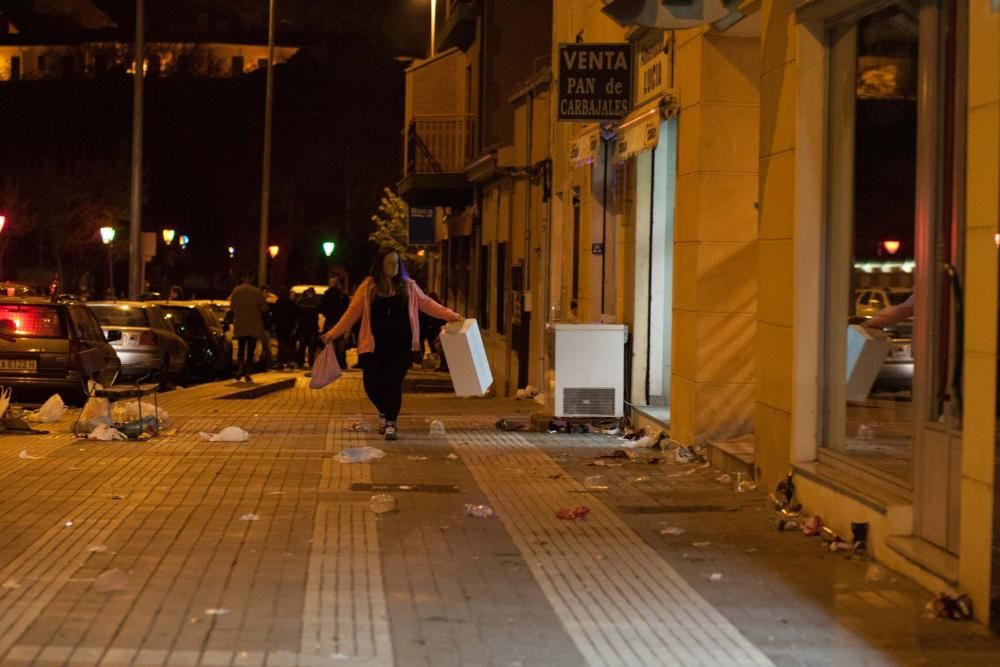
[634,29,671,108]
[558,43,632,122]
[409,207,435,246]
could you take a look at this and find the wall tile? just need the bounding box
[959,476,995,624]
[673,242,698,312]
[677,104,702,177]
[962,351,997,486]
[675,34,703,110]
[760,0,797,78]
[671,309,697,381]
[968,2,1000,110]
[966,103,1000,232]
[759,149,795,240]
[694,242,757,314]
[756,320,793,413]
[757,239,794,328]
[674,174,701,243]
[964,226,999,356]
[700,102,760,174]
[693,382,756,441]
[693,312,756,384]
[702,34,760,105]
[669,374,695,443]
[754,401,792,489]
[760,64,796,157]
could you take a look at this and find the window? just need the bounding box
[824,1,920,480]
[90,305,150,328]
[231,56,244,76]
[61,55,74,79]
[0,305,63,338]
[36,54,45,72]
[10,56,19,81]
[496,242,507,334]
[257,58,268,70]
[478,245,490,330]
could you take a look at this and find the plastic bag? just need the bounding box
[88,423,127,441]
[27,394,67,423]
[199,426,249,442]
[80,388,110,425]
[308,344,342,389]
[333,446,386,464]
[0,386,11,418]
[111,400,169,427]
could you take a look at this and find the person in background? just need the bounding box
[320,274,350,369]
[227,272,267,383]
[322,246,462,441]
[863,293,914,329]
[295,286,321,369]
[418,291,448,372]
[258,284,276,370]
[270,286,298,371]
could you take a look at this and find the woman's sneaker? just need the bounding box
[384,422,397,441]
[377,414,387,434]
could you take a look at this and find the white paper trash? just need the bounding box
[439,319,493,396]
[845,324,891,402]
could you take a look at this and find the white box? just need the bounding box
[439,319,493,396]
[552,323,627,417]
[845,324,891,401]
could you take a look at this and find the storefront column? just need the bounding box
[670,29,760,445]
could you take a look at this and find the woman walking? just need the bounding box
[322,246,462,440]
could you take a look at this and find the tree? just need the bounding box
[368,187,425,276]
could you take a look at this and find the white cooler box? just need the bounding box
[845,324,891,401]
[439,319,493,396]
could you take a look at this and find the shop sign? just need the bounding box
[633,29,671,108]
[569,129,602,168]
[558,43,632,122]
[408,207,435,246]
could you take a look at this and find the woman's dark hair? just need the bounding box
[371,246,410,289]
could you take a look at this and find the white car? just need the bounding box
[854,287,913,318]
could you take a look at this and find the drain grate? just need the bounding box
[350,482,460,493]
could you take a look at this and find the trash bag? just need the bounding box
[199,426,249,442]
[308,344,342,389]
[80,391,110,426]
[0,386,11,418]
[88,423,127,441]
[429,419,446,435]
[111,400,169,427]
[27,394,66,423]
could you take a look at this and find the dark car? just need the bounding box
[88,302,190,385]
[154,301,233,380]
[0,297,121,405]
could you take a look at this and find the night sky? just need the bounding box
[0,0,434,296]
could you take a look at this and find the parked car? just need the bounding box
[854,287,913,318]
[88,301,189,385]
[0,282,38,297]
[0,296,120,405]
[153,301,233,379]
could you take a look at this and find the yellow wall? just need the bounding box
[670,28,760,445]
[959,0,999,624]
[754,0,796,489]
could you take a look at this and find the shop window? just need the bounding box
[824,1,919,482]
[10,56,19,81]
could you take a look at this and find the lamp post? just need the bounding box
[100,226,116,299]
[161,228,175,294]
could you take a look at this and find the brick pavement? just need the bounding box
[0,368,996,665]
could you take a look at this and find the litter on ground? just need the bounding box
[199,426,249,442]
[334,446,386,464]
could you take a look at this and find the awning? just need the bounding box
[613,93,677,161]
[569,129,602,169]
[601,0,751,32]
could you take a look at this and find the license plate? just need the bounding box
[0,358,37,371]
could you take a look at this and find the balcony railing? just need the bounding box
[405,115,476,176]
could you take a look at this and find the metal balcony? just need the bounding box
[398,114,475,207]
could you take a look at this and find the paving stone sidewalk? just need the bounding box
[0,369,996,666]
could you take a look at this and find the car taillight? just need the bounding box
[139,331,158,346]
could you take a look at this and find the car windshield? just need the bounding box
[90,305,150,327]
[0,305,64,338]
[888,292,913,305]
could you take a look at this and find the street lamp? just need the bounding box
[322,241,335,257]
[882,240,900,255]
[179,234,190,249]
[227,245,236,259]
[100,226,116,299]
[0,214,6,235]
[162,228,175,245]
[268,245,279,259]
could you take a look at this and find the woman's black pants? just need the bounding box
[360,348,412,422]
